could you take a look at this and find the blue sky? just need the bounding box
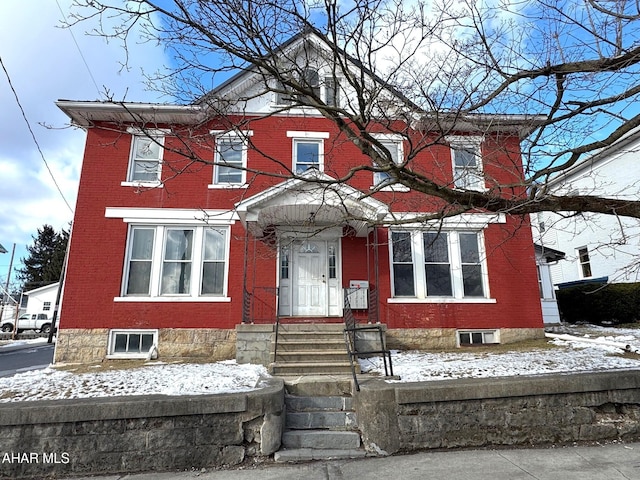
[0,0,166,290]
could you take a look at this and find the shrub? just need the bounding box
[556,282,640,325]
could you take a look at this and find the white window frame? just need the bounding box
[448,135,485,191]
[122,129,167,187]
[209,130,253,188]
[43,301,51,311]
[107,329,158,359]
[457,329,499,347]
[287,131,329,173]
[324,76,340,107]
[371,133,409,191]
[577,246,592,278]
[119,224,232,302]
[273,74,341,107]
[388,229,494,303]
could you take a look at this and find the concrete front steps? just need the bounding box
[270,323,357,376]
[274,386,367,462]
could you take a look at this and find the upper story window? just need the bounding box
[210,131,252,188]
[371,134,407,190]
[448,136,484,191]
[390,229,488,301]
[123,225,230,300]
[287,131,329,173]
[126,133,165,184]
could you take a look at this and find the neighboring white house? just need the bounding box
[534,126,640,286]
[534,244,565,324]
[24,282,60,318]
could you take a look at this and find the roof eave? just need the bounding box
[56,100,206,127]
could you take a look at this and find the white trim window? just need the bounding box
[577,246,592,278]
[448,136,484,191]
[108,329,158,359]
[123,225,231,300]
[287,131,329,173]
[125,133,165,184]
[458,329,499,346]
[274,72,340,107]
[210,131,252,187]
[390,230,490,301]
[324,76,340,106]
[371,134,407,191]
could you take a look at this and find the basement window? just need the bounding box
[108,329,158,359]
[457,330,498,347]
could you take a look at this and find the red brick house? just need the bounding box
[54,34,544,364]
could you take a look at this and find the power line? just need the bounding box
[55,0,102,97]
[0,55,75,214]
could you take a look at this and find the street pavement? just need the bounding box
[63,441,640,479]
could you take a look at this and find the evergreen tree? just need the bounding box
[17,225,69,291]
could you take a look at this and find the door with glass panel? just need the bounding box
[278,239,340,317]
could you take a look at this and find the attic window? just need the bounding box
[276,81,294,105]
[303,69,321,99]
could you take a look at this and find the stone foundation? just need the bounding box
[386,327,545,351]
[54,328,236,364]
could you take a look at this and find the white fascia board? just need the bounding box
[384,212,506,229]
[105,207,237,224]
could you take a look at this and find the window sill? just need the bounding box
[387,297,497,304]
[106,353,151,360]
[371,185,410,192]
[114,296,231,303]
[208,184,248,189]
[121,181,163,188]
[453,185,488,193]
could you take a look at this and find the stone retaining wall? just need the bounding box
[0,378,284,479]
[355,370,640,455]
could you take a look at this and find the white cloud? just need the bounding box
[0,0,167,282]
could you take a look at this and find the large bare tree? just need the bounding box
[67,0,640,222]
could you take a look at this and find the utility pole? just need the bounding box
[0,243,16,323]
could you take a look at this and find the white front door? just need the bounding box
[294,241,327,316]
[278,238,341,317]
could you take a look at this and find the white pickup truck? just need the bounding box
[1,313,52,334]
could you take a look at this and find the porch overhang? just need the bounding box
[234,171,389,237]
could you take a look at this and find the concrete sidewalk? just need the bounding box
[64,442,640,480]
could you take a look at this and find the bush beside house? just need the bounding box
[556,282,640,325]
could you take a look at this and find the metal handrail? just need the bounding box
[343,289,393,391]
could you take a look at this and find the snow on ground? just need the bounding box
[0,337,50,349]
[1,324,640,402]
[360,324,640,382]
[0,360,268,403]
